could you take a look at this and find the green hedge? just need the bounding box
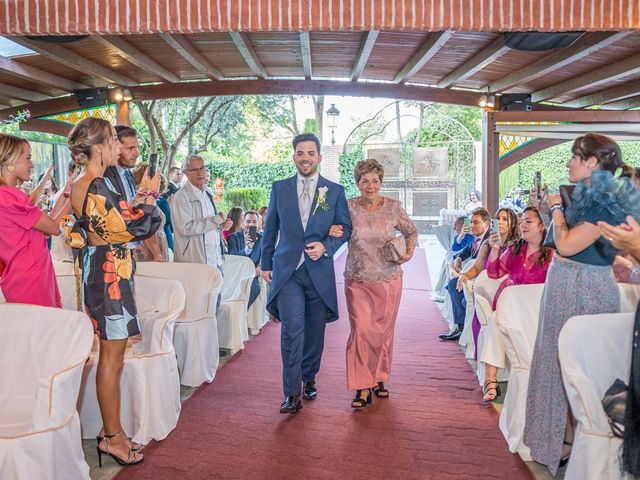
[500,141,640,198]
[338,149,364,198]
[220,187,268,212]
[207,160,297,197]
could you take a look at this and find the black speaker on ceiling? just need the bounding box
[74,88,108,108]
[501,93,532,112]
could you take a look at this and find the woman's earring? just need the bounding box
[100,151,104,167]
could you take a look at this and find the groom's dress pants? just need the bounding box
[277,263,328,396]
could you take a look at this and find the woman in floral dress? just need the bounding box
[66,118,161,467]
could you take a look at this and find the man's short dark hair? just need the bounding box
[115,125,137,141]
[244,210,259,219]
[292,133,321,154]
[471,207,491,223]
[168,166,181,175]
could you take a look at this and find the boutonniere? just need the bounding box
[313,186,330,214]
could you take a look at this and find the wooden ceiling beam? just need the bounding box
[437,36,509,88]
[487,31,632,93]
[602,95,640,110]
[159,33,224,81]
[19,118,72,137]
[533,53,640,103]
[92,35,181,83]
[494,109,640,123]
[0,82,51,102]
[393,30,454,84]
[0,54,88,92]
[350,30,379,81]
[229,32,268,79]
[300,32,312,80]
[561,80,640,108]
[8,37,137,87]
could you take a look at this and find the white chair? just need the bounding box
[495,283,545,461]
[474,270,509,386]
[0,304,93,480]
[135,262,223,388]
[247,276,270,336]
[559,312,634,480]
[217,255,257,354]
[459,279,477,359]
[497,282,640,461]
[57,274,186,445]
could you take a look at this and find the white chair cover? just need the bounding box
[135,262,223,388]
[247,276,270,336]
[0,304,93,480]
[497,282,640,462]
[57,274,186,445]
[442,258,474,333]
[459,280,476,359]
[495,283,545,461]
[474,271,509,386]
[218,255,257,354]
[559,312,634,480]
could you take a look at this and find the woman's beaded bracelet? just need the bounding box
[549,204,564,215]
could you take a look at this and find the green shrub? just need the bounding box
[220,187,268,213]
[207,160,297,198]
[339,149,364,198]
[500,140,640,198]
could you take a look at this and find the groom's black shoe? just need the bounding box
[280,396,303,414]
[303,381,317,401]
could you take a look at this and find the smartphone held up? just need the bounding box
[148,153,158,178]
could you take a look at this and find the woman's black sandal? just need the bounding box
[482,380,501,402]
[373,382,389,398]
[351,389,372,409]
[559,440,573,467]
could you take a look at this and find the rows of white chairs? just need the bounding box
[0,255,270,479]
[467,271,640,479]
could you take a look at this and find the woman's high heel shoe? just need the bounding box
[96,428,141,451]
[373,382,389,398]
[351,389,373,409]
[96,430,144,468]
[482,380,501,402]
[559,440,573,467]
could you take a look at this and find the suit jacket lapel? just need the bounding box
[288,175,305,233]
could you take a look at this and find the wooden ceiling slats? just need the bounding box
[0,29,638,112]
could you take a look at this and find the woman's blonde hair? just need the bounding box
[0,133,29,187]
[354,158,384,183]
[68,117,112,167]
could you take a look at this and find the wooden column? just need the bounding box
[116,101,131,126]
[481,110,500,214]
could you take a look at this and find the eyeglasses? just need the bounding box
[186,166,207,174]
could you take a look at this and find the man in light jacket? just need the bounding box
[170,154,232,269]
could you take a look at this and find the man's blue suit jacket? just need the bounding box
[261,174,352,323]
[228,231,263,266]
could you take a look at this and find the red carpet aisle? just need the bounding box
[115,249,531,480]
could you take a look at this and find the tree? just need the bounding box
[133,96,240,173]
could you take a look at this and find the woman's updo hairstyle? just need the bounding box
[0,134,29,186]
[571,132,624,174]
[354,158,384,183]
[68,117,112,167]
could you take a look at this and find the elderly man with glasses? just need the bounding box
[170,154,232,272]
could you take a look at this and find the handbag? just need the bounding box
[384,236,406,263]
[543,184,576,250]
[602,378,627,438]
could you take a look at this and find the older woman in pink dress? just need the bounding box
[0,134,71,307]
[344,159,418,409]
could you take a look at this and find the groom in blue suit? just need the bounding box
[261,133,352,414]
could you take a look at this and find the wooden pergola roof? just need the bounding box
[0,0,639,125]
